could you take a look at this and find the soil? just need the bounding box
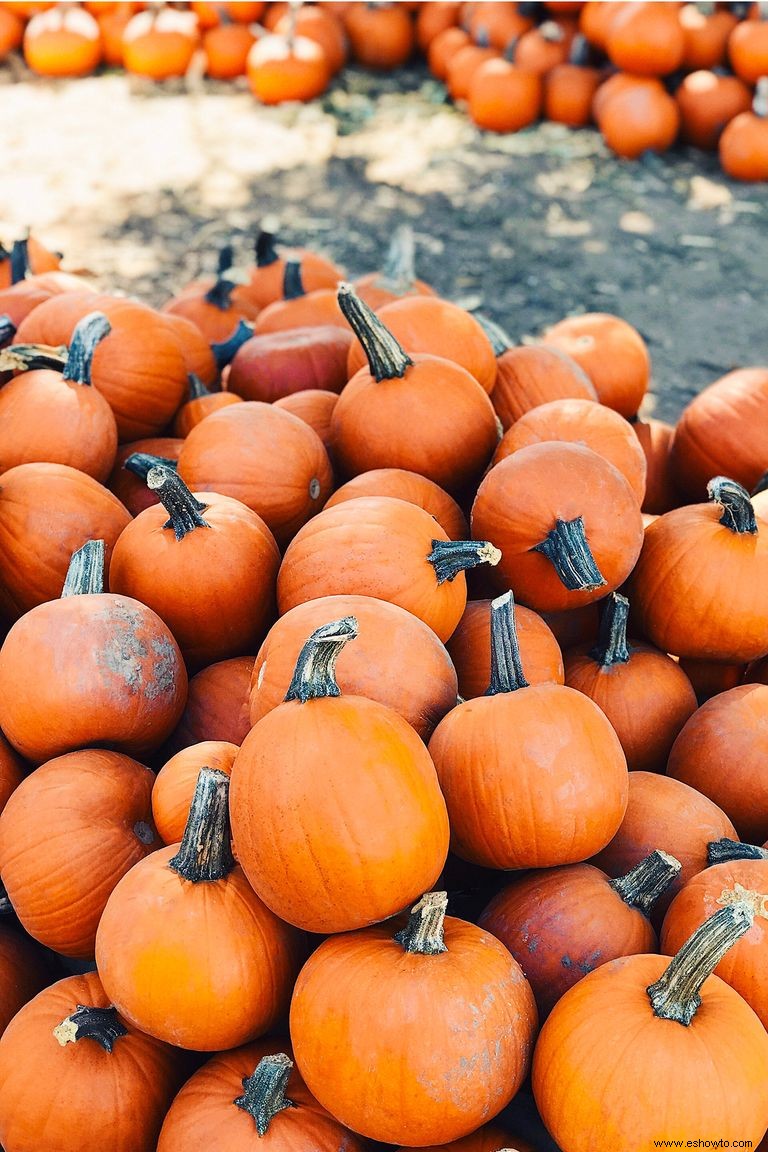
[2,61,768,423]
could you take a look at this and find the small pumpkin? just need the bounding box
[446,39,501,102]
[274,388,338,453]
[465,0,534,49]
[152,740,238,845]
[605,0,685,74]
[162,245,260,344]
[468,56,543,133]
[542,310,650,418]
[720,76,768,181]
[344,0,415,69]
[107,437,183,517]
[543,35,602,126]
[513,19,572,75]
[325,467,468,539]
[679,1,737,70]
[240,229,343,312]
[427,24,470,78]
[446,595,563,698]
[23,4,102,76]
[202,19,256,79]
[164,654,253,754]
[599,74,681,159]
[246,27,331,104]
[676,68,752,150]
[416,1,461,53]
[632,415,683,514]
[728,2,768,83]
[273,3,347,73]
[122,6,200,80]
[172,374,243,438]
[254,260,347,334]
[0,6,23,60]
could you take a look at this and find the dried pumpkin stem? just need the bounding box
[427,539,502,585]
[610,850,681,916]
[61,539,105,597]
[256,229,280,267]
[707,476,758,534]
[146,466,210,541]
[487,590,530,695]
[284,616,359,703]
[168,767,235,882]
[234,1053,296,1136]
[10,238,28,285]
[62,312,111,385]
[53,1005,128,1053]
[532,516,607,592]
[474,312,513,357]
[211,318,253,368]
[124,452,179,481]
[394,891,449,955]
[283,258,305,301]
[186,372,211,400]
[337,281,413,382]
[647,902,754,1026]
[376,224,417,295]
[707,838,768,865]
[590,592,631,666]
[0,315,16,347]
[204,244,236,310]
[0,342,67,373]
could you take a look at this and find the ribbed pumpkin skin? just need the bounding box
[249,594,458,740]
[157,1038,367,1152]
[532,953,768,1152]
[661,860,768,1028]
[0,972,183,1152]
[230,694,450,933]
[290,916,538,1146]
[428,683,629,869]
[446,597,564,699]
[0,462,131,623]
[490,345,597,431]
[324,468,469,540]
[0,928,50,1037]
[152,741,238,845]
[164,655,253,753]
[0,750,160,958]
[0,593,187,763]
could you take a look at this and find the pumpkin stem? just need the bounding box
[754,76,768,118]
[255,230,280,267]
[568,32,592,66]
[376,223,417,295]
[0,342,67,373]
[707,838,768,865]
[610,850,682,916]
[283,259,305,301]
[473,312,513,357]
[234,1053,296,1135]
[337,281,413,382]
[187,372,211,400]
[647,902,754,1026]
[284,616,359,703]
[394,891,449,955]
[124,452,179,481]
[486,590,530,695]
[590,592,631,666]
[204,245,236,310]
[168,767,235,882]
[61,539,105,597]
[211,319,253,368]
[146,466,210,540]
[62,312,111,385]
[0,315,16,347]
[10,238,29,285]
[707,476,757,534]
[532,516,607,592]
[0,879,11,915]
[427,539,502,585]
[53,1005,128,1054]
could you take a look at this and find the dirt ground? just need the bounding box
[2,61,768,423]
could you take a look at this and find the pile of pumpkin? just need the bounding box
[2,220,768,1151]
[4,1,768,180]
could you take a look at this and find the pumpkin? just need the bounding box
[177,400,333,549]
[0,236,61,290]
[468,57,543,133]
[628,477,768,662]
[447,40,500,102]
[0,6,23,60]
[249,593,458,740]
[277,496,501,642]
[480,850,681,1017]
[109,466,280,672]
[0,539,187,763]
[346,290,497,396]
[0,749,160,958]
[246,29,331,104]
[592,70,659,126]
[447,595,563,698]
[162,311,218,386]
[157,1044,367,1151]
[289,890,538,1145]
[666,684,768,844]
[416,1,461,52]
[23,4,102,76]
[164,654,253,753]
[532,904,768,1150]
[728,4,768,83]
[202,20,256,79]
[0,461,131,623]
[676,69,752,150]
[579,0,630,50]
[96,767,303,1051]
[122,7,199,80]
[542,311,650,418]
[471,442,644,612]
[564,592,698,773]
[661,856,768,1029]
[605,0,685,74]
[679,1,737,69]
[274,388,338,452]
[230,618,450,933]
[162,246,260,344]
[543,35,601,126]
[493,396,647,505]
[513,19,572,75]
[591,770,738,920]
[273,3,347,73]
[0,312,118,483]
[720,77,768,181]
[107,437,183,516]
[0,927,50,1038]
[254,261,346,334]
[97,2,137,67]
[678,656,747,704]
[172,374,243,438]
[0,971,184,1152]
[152,740,238,845]
[429,591,628,869]
[427,24,470,78]
[331,285,498,491]
[632,415,683,514]
[240,229,343,312]
[325,467,468,539]
[353,223,435,311]
[0,271,91,329]
[228,325,352,402]
[465,1,534,49]
[599,75,681,159]
[344,1,415,69]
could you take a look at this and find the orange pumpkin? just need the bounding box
[202,20,256,78]
[513,19,572,75]
[542,311,650,418]
[164,654,253,753]
[599,74,681,158]
[468,57,543,132]
[246,30,331,104]
[632,416,683,514]
[97,2,137,67]
[254,261,347,334]
[274,388,338,452]
[24,4,102,76]
[344,1,415,69]
[325,467,468,539]
[480,325,597,429]
[676,69,752,150]
[720,78,768,181]
[728,4,768,83]
[352,224,435,311]
[605,0,685,74]
[273,3,348,73]
[162,311,218,387]
[679,655,747,704]
[579,0,629,50]
[122,7,200,80]
[465,1,534,50]
[0,269,93,329]
[446,595,563,698]
[427,24,470,78]
[446,40,499,101]
[543,35,601,126]
[172,375,243,438]
[679,1,737,69]
[0,7,23,59]
[162,246,260,344]
[416,0,461,51]
[240,229,343,312]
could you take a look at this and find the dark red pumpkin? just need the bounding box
[228,324,353,402]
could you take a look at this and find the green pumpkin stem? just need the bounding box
[590,592,631,666]
[394,891,449,955]
[486,590,530,695]
[61,539,105,597]
[427,539,502,585]
[234,1053,296,1135]
[62,312,111,385]
[10,238,29,285]
[256,230,280,267]
[0,315,16,347]
[707,477,757,534]
[53,1005,128,1053]
[146,466,210,541]
[211,319,253,368]
[204,245,236,310]
[284,617,359,703]
[283,259,305,301]
[474,313,513,357]
[187,372,211,400]
[124,452,179,481]
[376,223,417,295]
[168,767,235,883]
[707,838,768,865]
[647,902,754,1026]
[610,850,682,916]
[532,516,607,592]
[337,281,413,382]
